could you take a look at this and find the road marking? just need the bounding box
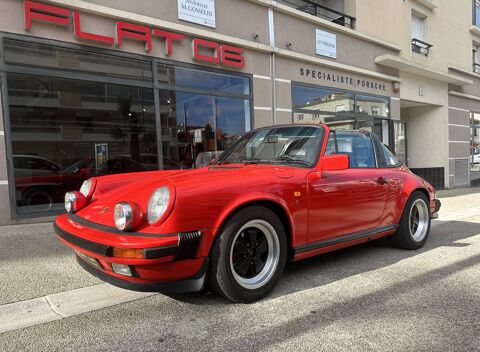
[0,284,155,334]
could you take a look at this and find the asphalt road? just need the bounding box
[0,192,479,351]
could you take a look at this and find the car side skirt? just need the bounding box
[292,225,399,261]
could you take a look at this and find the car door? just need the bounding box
[307,130,389,244]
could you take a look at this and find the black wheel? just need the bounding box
[208,206,287,303]
[390,191,431,250]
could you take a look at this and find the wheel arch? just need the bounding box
[212,198,294,257]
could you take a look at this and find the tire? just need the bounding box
[208,206,287,303]
[389,191,431,250]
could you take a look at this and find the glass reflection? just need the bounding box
[8,73,157,213]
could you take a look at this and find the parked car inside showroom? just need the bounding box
[54,124,441,303]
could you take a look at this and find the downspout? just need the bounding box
[268,5,276,125]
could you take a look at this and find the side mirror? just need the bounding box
[320,154,349,171]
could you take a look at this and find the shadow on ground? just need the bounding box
[171,219,480,305]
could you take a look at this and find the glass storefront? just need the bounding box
[471,112,480,185]
[292,83,392,145]
[1,38,251,215]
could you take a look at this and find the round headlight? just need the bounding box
[114,202,133,231]
[147,186,171,225]
[114,201,144,231]
[79,178,96,199]
[65,191,86,213]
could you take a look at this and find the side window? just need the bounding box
[378,143,400,167]
[335,131,376,168]
[325,131,337,156]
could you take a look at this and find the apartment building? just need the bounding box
[0,0,476,224]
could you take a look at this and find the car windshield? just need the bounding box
[215,125,324,167]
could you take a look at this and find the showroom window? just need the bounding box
[292,83,390,144]
[1,36,252,217]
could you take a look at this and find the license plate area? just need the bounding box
[75,250,102,271]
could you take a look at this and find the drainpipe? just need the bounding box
[268,5,276,125]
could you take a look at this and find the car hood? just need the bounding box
[76,165,298,227]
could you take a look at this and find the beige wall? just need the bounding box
[356,0,473,73]
[87,0,270,47]
[402,105,448,172]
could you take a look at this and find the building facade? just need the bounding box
[0,0,477,225]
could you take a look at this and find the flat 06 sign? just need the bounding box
[23,0,244,68]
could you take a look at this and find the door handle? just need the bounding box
[377,177,388,185]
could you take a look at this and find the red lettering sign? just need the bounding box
[23,0,245,68]
[221,45,245,68]
[116,22,153,52]
[192,38,220,64]
[153,29,185,56]
[24,0,70,31]
[73,12,114,45]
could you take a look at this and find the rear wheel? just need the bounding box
[208,206,287,303]
[390,191,431,250]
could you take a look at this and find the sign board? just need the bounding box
[315,29,337,59]
[178,0,216,28]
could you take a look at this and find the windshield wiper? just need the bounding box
[273,156,312,167]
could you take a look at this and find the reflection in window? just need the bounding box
[293,85,354,113]
[4,39,152,81]
[158,65,250,95]
[8,73,157,214]
[159,92,250,169]
[356,94,389,117]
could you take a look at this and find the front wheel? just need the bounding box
[390,191,431,250]
[208,206,287,303]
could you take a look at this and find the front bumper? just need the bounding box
[431,199,441,219]
[54,214,209,293]
[77,255,208,294]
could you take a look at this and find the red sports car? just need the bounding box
[54,124,441,303]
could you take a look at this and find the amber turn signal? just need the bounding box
[111,247,145,259]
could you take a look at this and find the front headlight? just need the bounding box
[114,202,133,231]
[79,178,96,199]
[147,186,171,225]
[65,191,87,213]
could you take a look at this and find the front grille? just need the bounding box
[176,231,202,260]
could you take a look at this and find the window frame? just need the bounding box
[0,32,253,220]
[325,130,379,169]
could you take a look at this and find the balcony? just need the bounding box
[411,38,432,56]
[277,0,356,29]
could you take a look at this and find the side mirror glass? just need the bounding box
[320,154,349,171]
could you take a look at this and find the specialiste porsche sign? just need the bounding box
[22,0,244,68]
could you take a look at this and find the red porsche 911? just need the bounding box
[54,124,441,303]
